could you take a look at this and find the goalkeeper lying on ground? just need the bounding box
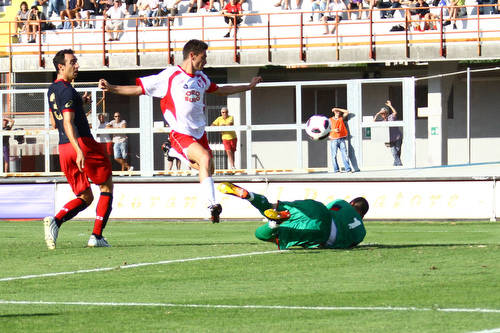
[218,182,369,250]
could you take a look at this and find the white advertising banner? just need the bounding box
[56,180,496,220]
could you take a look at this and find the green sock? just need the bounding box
[249,193,273,216]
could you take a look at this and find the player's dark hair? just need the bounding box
[53,49,74,72]
[350,197,369,218]
[182,39,208,60]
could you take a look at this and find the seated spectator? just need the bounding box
[60,0,83,28]
[147,0,160,25]
[47,0,66,18]
[347,0,364,19]
[477,0,498,14]
[309,0,327,21]
[137,0,152,25]
[14,2,30,38]
[222,0,242,37]
[376,0,402,18]
[105,0,129,40]
[186,0,210,12]
[321,0,345,34]
[413,0,438,30]
[125,0,138,14]
[100,0,114,15]
[33,0,49,17]
[26,5,47,43]
[79,0,98,28]
[444,0,466,29]
[274,0,302,10]
[158,0,182,25]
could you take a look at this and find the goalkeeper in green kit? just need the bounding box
[218,182,369,250]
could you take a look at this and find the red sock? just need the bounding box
[55,198,88,226]
[93,192,113,236]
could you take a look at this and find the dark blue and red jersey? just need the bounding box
[48,79,92,145]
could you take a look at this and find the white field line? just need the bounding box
[468,329,500,333]
[0,250,280,282]
[1,300,500,314]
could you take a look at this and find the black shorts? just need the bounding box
[125,0,137,5]
[224,15,242,25]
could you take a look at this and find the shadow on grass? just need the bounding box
[0,313,59,318]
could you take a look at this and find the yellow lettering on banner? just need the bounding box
[448,194,459,208]
[184,196,197,209]
[116,193,127,208]
[393,192,403,209]
[304,188,318,200]
[165,197,176,208]
[275,187,284,200]
[374,195,386,207]
[131,197,142,209]
[150,196,160,208]
[430,195,441,207]
[411,195,422,206]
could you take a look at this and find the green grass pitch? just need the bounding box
[1,219,499,332]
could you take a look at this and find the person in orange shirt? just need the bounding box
[329,107,352,173]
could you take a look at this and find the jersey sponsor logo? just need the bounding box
[49,92,63,120]
[185,90,201,102]
[65,100,73,108]
[183,84,188,89]
[329,204,341,211]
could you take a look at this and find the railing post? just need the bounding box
[267,13,271,62]
[233,15,240,63]
[136,17,139,66]
[167,16,173,65]
[477,4,481,56]
[439,6,446,57]
[369,8,375,59]
[102,17,108,66]
[299,13,305,61]
[405,9,409,58]
[335,10,340,60]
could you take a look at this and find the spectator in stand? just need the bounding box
[26,6,47,43]
[373,100,403,166]
[347,0,364,19]
[186,0,212,12]
[274,0,302,10]
[125,0,138,14]
[376,0,402,18]
[309,0,327,21]
[33,0,49,16]
[47,0,66,18]
[413,0,437,30]
[60,0,82,28]
[211,107,237,169]
[321,0,345,35]
[162,138,181,170]
[97,113,113,162]
[105,0,129,41]
[14,2,30,38]
[137,0,152,26]
[2,117,14,173]
[107,112,133,172]
[159,0,182,26]
[328,107,352,173]
[445,0,466,29]
[147,0,160,25]
[98,0,113,14]
[79,0,97,28]
[222,0,242,38]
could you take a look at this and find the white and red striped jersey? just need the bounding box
[136,65,218,139]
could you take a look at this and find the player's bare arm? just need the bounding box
[98,79,143,96]
[62,111,85,172]
[213,76,262,96]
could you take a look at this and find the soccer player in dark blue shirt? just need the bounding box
[44,49,114,249]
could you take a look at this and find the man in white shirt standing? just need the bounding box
[98,39,262,223]
[105,0,129,41]
[107,112,133,172]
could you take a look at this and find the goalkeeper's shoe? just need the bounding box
[217,182,249,199]
[43,216,59,250]
[209,204,223,223]
[264,209,291,224]
[87,234,111,247]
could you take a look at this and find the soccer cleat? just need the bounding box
[43,216,59,250]
[87,234,111,247]
[209,204,222,223]
[264,209,291,224]
[217,182,248,199]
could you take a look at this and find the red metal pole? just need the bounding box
[300,13,305,61]
[369,8,374,59]
[267,13,271,62]
[477,4,481,56]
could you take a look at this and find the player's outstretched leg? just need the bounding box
[217,182,249,199]
[218,182,274,216]
[264,208,291,224]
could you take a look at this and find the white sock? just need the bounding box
[247,192,254,201]
[202,177,217,206]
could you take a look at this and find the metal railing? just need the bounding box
[1,5,499,69]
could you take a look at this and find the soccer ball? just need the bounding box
[305,115,331,140]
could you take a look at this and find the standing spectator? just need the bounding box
[98,39,262,223]
[347,0,364,19]
[97,113,113,161]
[211,107,237,169]
[26,6,47,43]
[373,100,403,166]
[2,117,14,172]
[105,0,129,40]
[328,107,352,173]
[321,0,345,35]
[44,49,114,249]
[162,137,181,170]
[14,2,30,38]
[222,0,242,38]
[309,0,327,21]
[107,112,133,172]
